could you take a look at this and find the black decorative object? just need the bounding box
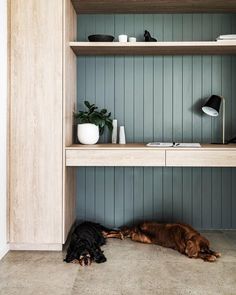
[88,34,114,42]
[144,30,157,42]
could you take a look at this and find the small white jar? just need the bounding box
[118,35,128,42]
[129,37,136,42]
[77,123,99,145]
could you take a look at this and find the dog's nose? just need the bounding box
[84,257,89,266]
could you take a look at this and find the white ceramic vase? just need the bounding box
[77,123,99,145]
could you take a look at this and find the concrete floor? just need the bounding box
[0,231,236,295]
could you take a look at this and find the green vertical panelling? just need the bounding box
[201,167,212,229]
[182,169,192,225]
[124,16,135,226]
[124,168,134,225]
[222,55,232,228]
[222,169,232,228]
[143,15,154,221]
[95,15,106,220]
[182,15,194,226]
[211,53,221,229]
[232,20,236,229]
[210,50,221,228]
[134,168,144,222]
[192,169,202,228]
[133,14,144,224]
[76,14,236,229]
[76,44,86,221]
[104,53,115,227]
[104,167,115,227]
[153,168,163,220]
[232,55,236,228]
[172,16,183,222]
[201,15,214,229]
[192,16,202,228]
[114,55,125,225]
[222,15,233,229]
[212,168,222,228]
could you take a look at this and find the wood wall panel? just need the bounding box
[10,0,63,243]
[63,0,77,243]
[76,14,236,229]
[72,0,236,14]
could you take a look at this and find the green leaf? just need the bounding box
[84,101,91,109]
[100,109,107,114]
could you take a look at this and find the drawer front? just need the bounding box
[66,149,165,167]
[166,150,236,167]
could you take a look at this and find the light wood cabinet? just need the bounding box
[9,0,76,249]
[8,0,236,250]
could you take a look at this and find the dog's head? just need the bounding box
[185,235,210,258]
[65,245,90,263]
[64,237,92,264]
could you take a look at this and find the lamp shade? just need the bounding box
[202,95,222,117]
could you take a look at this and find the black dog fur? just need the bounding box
[64,222,113,265]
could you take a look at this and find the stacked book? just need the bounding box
[146,142,201,148]
[216,34,236,41]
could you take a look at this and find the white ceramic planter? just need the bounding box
[77,123,99,145]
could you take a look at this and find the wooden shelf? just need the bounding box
[70,41,236,56]
[66,143,236,150]
[71,0,236,14]
[66,144,236,167]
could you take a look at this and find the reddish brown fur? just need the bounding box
[121,222,221,262]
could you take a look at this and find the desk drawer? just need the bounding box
[166,150,236,167]
[66,149,165,167]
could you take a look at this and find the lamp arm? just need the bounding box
[220,96,225,144]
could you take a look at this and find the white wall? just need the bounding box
[0,0,9,259]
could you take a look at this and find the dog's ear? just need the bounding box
[185,240,199,258]
[64,245,75,263]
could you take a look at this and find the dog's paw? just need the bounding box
[119,231,124,240]
[121,227,131,238]
[204,255,217,262]
[94,251,107,264]
[79,254,92,266]
[214,252,221,258]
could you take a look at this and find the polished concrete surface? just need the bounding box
[1,231,236,295]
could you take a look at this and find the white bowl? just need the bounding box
[118,35,128,42]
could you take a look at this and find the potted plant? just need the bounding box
[74,101,113,145]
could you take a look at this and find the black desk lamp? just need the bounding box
[202,95,225,144]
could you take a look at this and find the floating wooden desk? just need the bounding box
[65,144,236,167]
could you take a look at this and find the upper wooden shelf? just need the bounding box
[70,41,236,56]
[71,0,236,14]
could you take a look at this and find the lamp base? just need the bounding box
[210,142,228,145]
[227,136,236,144]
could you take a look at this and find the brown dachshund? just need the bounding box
[121,222,221,262]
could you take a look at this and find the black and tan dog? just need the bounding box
[64,222,123,266]
[121,222,221,262]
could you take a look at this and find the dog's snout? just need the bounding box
[84,257,88,266]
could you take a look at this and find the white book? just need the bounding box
[216,34,236,41]
[147,142,201,148]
